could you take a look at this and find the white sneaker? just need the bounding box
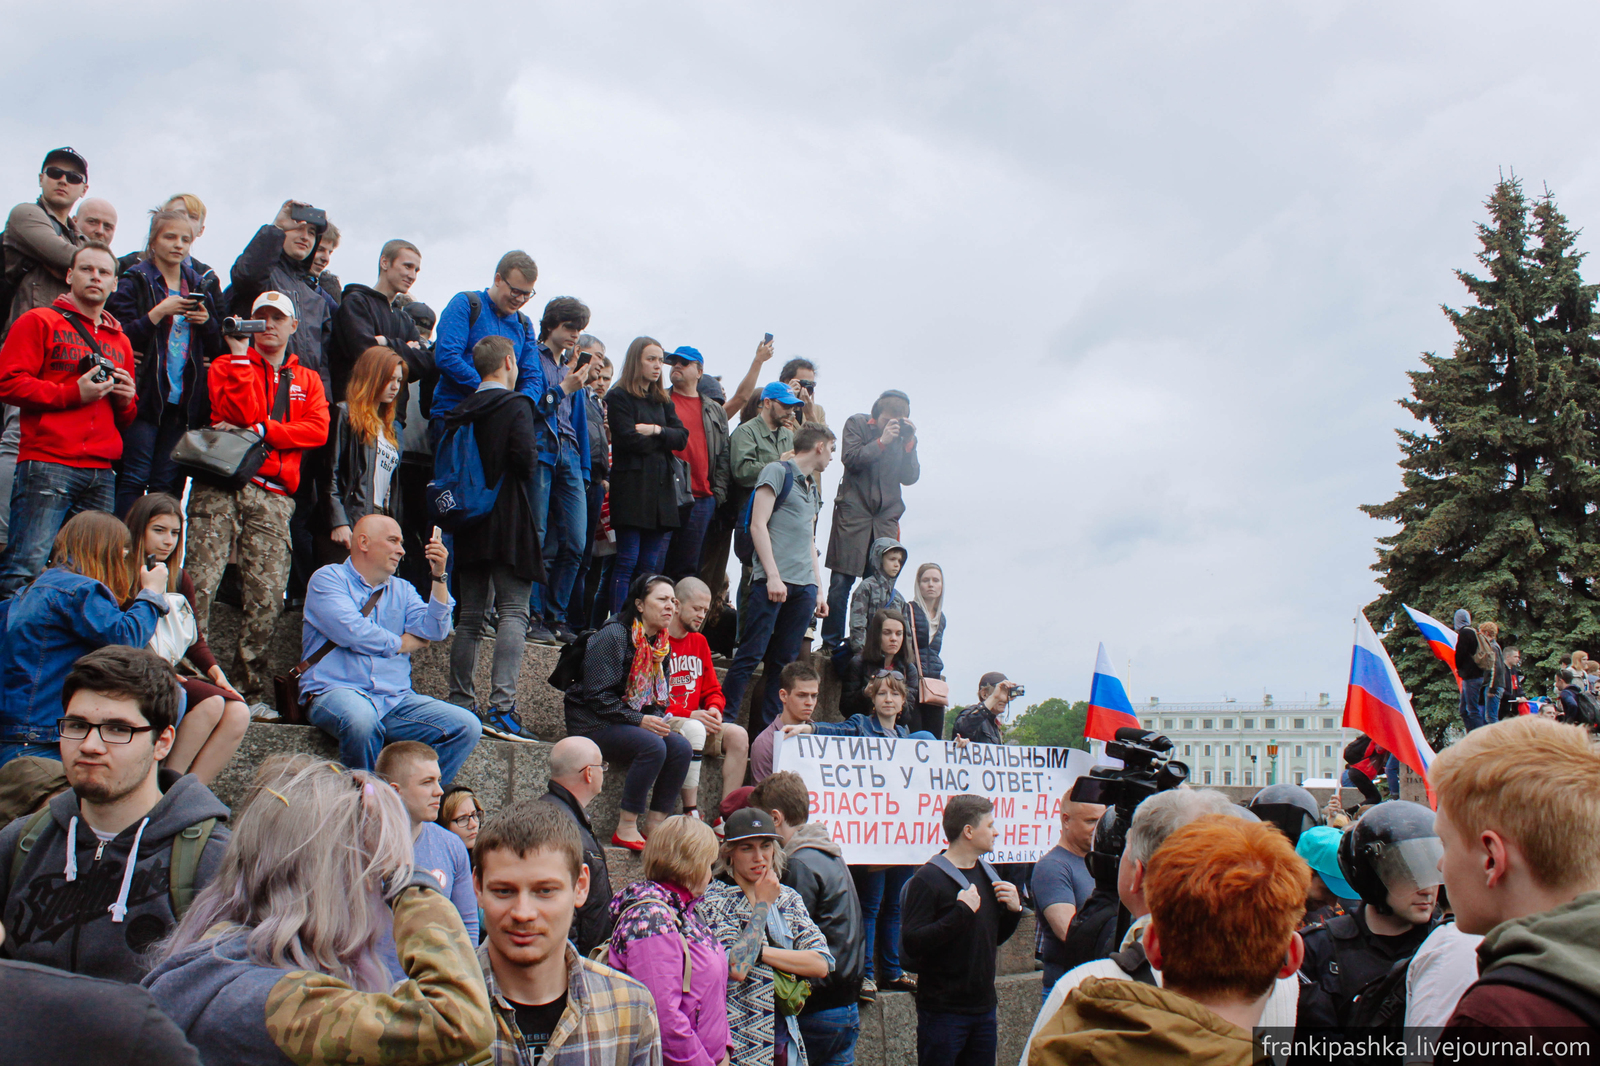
[248,702,280,722]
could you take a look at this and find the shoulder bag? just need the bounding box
[907,603,949,707]
[273,587,384,724]
[170,363,291,490]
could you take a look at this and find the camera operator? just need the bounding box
[952,672,1021,744]
[0,243,135,594]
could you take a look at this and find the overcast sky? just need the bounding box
[7,1,1598,711]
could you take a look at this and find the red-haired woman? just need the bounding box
[326,346,405,551]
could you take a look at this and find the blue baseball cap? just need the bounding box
[761,381,804,407]
[666,346,703,365]
[1296,825,1357,900]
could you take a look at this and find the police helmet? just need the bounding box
[1248,783,1322,847]
[1336,800,1444,915]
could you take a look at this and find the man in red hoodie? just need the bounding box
[186,290,329,704]
[0,241,136,594]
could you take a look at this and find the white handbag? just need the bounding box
[148,593,198,665]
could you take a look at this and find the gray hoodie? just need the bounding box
[0,768,229,982]
[848,536,909,653]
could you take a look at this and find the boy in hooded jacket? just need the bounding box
[847,537,908,655]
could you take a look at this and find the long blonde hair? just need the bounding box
[156,755,414,991]
[913,562,944,639]
[346,346,402,446]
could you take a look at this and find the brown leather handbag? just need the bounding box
[273,588,384,723]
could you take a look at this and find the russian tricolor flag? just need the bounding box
[1085,643,1141,743]
[1403,604,1461,686]
[1347,614,1438,806]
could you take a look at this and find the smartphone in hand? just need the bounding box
[763,333,774,344]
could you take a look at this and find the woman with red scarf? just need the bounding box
[564,572,693,849]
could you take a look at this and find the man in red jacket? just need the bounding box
[186,290,329,704]
[0,242,136,594]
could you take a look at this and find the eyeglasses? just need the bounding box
[586,762,610,774]
[790,379,816,392]
[451,810,484,829]
[504,280,536,300]
[44,166,86,185]
[874,669,906,680]
[58,717,155,744]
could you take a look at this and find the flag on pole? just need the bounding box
[1085,643,1141,743]
[1347,614,1438,806]
[1402,604,1461,686]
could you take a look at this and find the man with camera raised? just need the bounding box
[952,671,1022,745]
[186,291,329,706]
[0,242,136,594]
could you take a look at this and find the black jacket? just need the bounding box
[115,249,224,312]
[840,650,920,720]
[606,386,688,530]
[909,601,945,681]
[105,259,221,427]
[330,282,424,406]
[226,223,334,401]
[952,703,1004,745]
[564,618,668,732]
[324,403,402,531]
[1,958,200,1065]
[780,826,865,1012]
[586,390,609,479]
[900,856,1021,1014]
[447,386,543,582]
[1455,626,1484,681]
[539,783,614,955]
[1296,906,1438,1030]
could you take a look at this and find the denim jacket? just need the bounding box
[0,568,167,744]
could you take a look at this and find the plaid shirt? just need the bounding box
[473,941,663,1066]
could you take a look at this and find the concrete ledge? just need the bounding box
[858,973,1042,1066]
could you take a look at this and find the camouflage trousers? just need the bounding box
[186,481,296,697]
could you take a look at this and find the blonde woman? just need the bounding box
[144,755,494,1064]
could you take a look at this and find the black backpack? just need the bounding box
[548,628,596,691]
[1345,952,1414,1034]
[733,462,796,565]
[1344,735,1371,766]
[1569,688,1600,727]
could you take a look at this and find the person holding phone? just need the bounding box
[108,208,221,514]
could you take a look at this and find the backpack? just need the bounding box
[9,809,217,920]
[1474,964,1600,1030]
[1472,636,1494,672]
[733,462,796,565]
[1343,735,1370,766]
[1345,951,1414,1034]
[427,419,501,530]
[594,897,693,994]
[548,627,596,691]
[1568,687,1600,727]
[899,854,1002,972]
[464,291,534,339]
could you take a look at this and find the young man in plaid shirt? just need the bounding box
[474,799,663,1066]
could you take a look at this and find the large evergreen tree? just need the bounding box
[1363,176,1600,742]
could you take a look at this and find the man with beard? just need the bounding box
[0,647,230,981]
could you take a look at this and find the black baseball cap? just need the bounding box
[402,301,437,330]
[723,807,779,843]
[41,147,88,177]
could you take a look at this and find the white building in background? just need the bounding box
[1133,695,1353,788]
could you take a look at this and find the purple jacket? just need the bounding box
[608,880,729,1066]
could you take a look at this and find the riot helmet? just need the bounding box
[1336,800,1444,915]
[1248,783,1321,847]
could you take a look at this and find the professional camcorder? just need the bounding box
[1070,726,1190,882]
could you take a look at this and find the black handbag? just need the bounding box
[670,456,695,509]
[170,364,290,490]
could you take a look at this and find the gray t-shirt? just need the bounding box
[752,459,820,587]
[1031,844,1096,966]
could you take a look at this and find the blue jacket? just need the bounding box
[809,713,911,740]
[0,568,167,744]
[430,291,591,476]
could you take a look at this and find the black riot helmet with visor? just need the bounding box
[1336,800,1444,916]
[1248,783,1322,847]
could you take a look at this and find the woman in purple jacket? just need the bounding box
[607,815,730,1066]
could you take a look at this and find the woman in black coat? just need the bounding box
[605,336,688,615]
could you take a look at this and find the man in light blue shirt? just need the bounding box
[302,513,483,785]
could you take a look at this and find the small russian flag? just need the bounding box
[1402,604,1461,686]
[1347,614,1439,806]
[1085,643,1141,744]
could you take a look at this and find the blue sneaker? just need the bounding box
[480,705,538,743]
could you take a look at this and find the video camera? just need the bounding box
[1069,726,1190,882]
[222,317,268,336]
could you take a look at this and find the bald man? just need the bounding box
[539,735,614,953]
[300,514,483,784]
[73,198,117,247]
[667,576,749,817]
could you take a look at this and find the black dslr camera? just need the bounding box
[76,352,115,384]
[1070,727,1190,882]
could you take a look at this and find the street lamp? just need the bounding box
[1267,739,1279,786]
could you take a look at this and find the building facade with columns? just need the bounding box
[1133,696,1353,788]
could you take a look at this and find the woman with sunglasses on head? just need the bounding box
[125,493,248,785]
[0,511,170,769]
[837,608,920,721]
[564,572,693,849]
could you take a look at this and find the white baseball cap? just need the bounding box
[250,291,298,319]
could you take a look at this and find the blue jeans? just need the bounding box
[1385,753,1401,798]
[722,581,817,729]
[572,721,692,815]
[116,409,188,516]
[1484,689,1504,723]
[609,526,672,616]
[0,461,115,595]
[307,688,483,786]
[916,1008,996,1066]
[821,570,857,649]
[568,474,608,629]
[529,439,587,623]
[1460,676,1488,732]
[1042,963,1067,999]
[663,495,716,581]
[852,864,910,981]
[798,1004,860,1066]
[0,742,60,769]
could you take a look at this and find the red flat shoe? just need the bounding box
[611,832,647,852]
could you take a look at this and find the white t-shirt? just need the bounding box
[1404,921,1484,1028]
[374,434,400,511]
[1020,913,1298,1066]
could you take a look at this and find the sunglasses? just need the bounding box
[874,669,906,680]
[44,166,86,185]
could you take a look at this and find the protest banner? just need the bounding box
[773,732,1096,864]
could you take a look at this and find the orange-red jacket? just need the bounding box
[0,296,137,467]
[208,346,329,495]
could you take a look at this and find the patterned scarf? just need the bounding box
[623,620,671,710]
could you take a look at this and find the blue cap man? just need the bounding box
[760,381,804,407]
